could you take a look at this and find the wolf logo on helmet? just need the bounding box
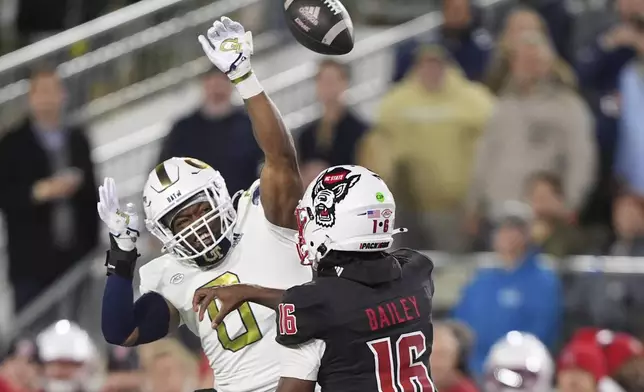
[311,167,361,228]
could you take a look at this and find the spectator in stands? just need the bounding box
[392,0,493,82]
[453,202,562,378]
[36,320,102,392]
[483,7,577,95]
[515,0,574,62]
[483,332,555,392]
[430,321,478,392]
[0,66,98,312]
[0,339,41,392]
[526,172,586,258]
[614,357,644,392]
[296,59,368,186]
[466,31,595,240]
[101,346,143,392]
[139,339,198,392]
[570,328,644,380]
[575,0,644,229]
[609,194,644,256]
[158,66,262,195]
[615,16,644,198]
[557,342,610,392]
[575,0,642,99]
[361,43,494,251]
[566,223,644,333]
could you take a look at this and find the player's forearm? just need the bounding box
[243,284,285,310]
[102,244,172,346]
[102,275,171,346]
[244,92,298,165]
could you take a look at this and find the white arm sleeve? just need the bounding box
[279,339,326,381]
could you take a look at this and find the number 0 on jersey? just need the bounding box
[199,272,263,352]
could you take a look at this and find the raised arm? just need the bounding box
[97,178,180,346]
[102,275,180,346]
[198,17,303,230]
[245,93,302,229]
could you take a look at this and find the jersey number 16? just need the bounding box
[367,332,435,392]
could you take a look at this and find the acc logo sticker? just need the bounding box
[382,209,392,219]
[170,273,184,285]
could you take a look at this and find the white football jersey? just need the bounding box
[138,180,312,392]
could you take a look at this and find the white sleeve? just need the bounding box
[137,258,185,326]
[279,339,326,381]
[138,261,162,296]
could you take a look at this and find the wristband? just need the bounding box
[105,234,139,280]
[232,71,264,100]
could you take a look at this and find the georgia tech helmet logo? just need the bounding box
[311,167,360,228]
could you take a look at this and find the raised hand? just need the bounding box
[97,177,140,252]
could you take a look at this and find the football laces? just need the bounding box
[323,0,342,15]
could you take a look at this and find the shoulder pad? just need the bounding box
[239,179,261,205]
[275,282,326,347]
[392,248,433,267]
[235,179,262,227]
[392,249,434,280]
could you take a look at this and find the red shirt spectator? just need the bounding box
[570,328,644,376]
[558,342,608,392]
[0,339,42,392]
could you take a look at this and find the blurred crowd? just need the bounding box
[2,0,644,391]
[3,319,644,392]
[0,320,215,392]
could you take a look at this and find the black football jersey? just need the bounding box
[275,249,435,392]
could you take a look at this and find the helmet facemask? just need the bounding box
[147,182,236,268]
[295,206,324,267]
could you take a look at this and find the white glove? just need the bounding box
[97,177,140,252]
[198,16,263,99]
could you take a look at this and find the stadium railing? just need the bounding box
[2,0,517,344]
[0,0,285,130]
[8,248,644,350]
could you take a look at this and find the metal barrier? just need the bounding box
[0,0,283,129]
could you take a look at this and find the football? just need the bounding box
[283,0,355,55]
